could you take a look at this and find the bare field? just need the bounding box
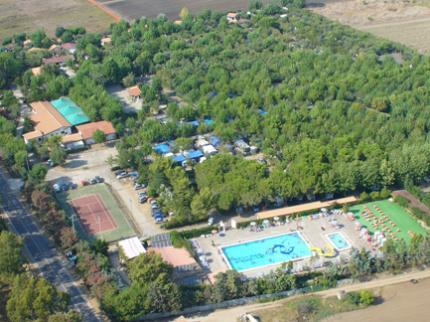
[99,0,271,21]
[312,0,430,53]
[0,0,114,41]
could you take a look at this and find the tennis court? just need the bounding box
[57,184,136,242]
[350,199,428,242]
[71,194,117,235]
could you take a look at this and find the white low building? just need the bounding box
[119,237,146,260]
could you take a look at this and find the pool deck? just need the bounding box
[193,211,369,278]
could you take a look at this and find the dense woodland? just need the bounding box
[2,3,430,225]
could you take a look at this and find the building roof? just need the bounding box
[152,246,197,267]
[174,20,183,25]
[23,130,43,141]
[119,237,146,259]
[31,66,42,76]
[76,121,116,140]
[227,12,238,18]
[28,101,71,136]
[154,143,171,154]
[42,55,72,65]
[61,133,83,144]
[101,37,112,46]
[51,97,90,126]
[49,44,60,51]
[61,42,76,50]
[127,85,141,97]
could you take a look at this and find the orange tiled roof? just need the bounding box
[76,121,116,140]
[28,101,70,135]
[127,85,141,97]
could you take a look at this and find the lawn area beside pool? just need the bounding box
[349,199,427,242]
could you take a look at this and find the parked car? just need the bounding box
[138,195,147,203]
[150,199,158,205]
[151,203,159,210]
[94,176,104,183]
[134,183,145,190]
[89,178,97,185]
[81,180,89,186]
[128,171,139,177]
[114,169,124,175]
[53,183,61,193]
[116,171,128,179]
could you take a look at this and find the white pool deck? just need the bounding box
[193,212,370,278]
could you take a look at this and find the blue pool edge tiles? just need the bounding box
[220,232,312,272]
[326,232,351,251]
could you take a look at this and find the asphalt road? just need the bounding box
[0,168,103,322]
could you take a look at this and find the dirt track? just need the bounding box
[192,269,430,321]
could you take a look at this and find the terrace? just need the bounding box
[193,209,369,278]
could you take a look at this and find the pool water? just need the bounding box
[327,232,350,250]
[221,232,312,272]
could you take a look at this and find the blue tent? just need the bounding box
[184,149,204,160]
[210,135,221,147]
[187,120,200,127]
[258,109,268,116]
[154,143,170,154]
[204,118,215,126]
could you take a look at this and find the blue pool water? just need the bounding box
[222,232,312,272]
[327,232,350,250]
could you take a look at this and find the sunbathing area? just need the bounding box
[193,208,369,278]
[192,199,428,278]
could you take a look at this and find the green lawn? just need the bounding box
[56,184,136,242]
[349,199,427,242]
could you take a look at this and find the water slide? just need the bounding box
[310,244,336,257]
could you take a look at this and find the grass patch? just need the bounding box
[349,199,427,242]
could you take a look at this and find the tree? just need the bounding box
[0,231,24,278]
[179,7,189,20]
[47,311,83,322]
[127,252,173,283]
[6,275,69,322]
[27,164,48,185]
[50,146,67,165]
[92,130,106,144]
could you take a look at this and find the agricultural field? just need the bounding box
[0,0,114,41]
[311,0,430,54]
[56,183,136,242]
[97,0,271,20]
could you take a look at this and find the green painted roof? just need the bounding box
[51,97,90,126]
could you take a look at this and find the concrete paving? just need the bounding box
[46,145,163,238]
[193,211,370,278]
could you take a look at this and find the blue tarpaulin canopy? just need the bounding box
[184,149,204,160]
[172,154,186,163]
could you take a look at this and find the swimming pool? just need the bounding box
[221,232,312,272]
[327,232,351,251]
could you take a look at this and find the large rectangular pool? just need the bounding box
[221,232,312,272]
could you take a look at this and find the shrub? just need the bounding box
[359,192,370,202]
[359,290,375,306]
[346,291,361,305]
[394,195,409,208]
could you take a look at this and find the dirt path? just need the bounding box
[392,190,430,216]
[324,277,430,322]
[191,269,430,321]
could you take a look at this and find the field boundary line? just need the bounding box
[86,0,122,22]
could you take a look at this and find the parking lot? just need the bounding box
[46,145,163,238]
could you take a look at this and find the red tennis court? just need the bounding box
[71,194,117,235]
